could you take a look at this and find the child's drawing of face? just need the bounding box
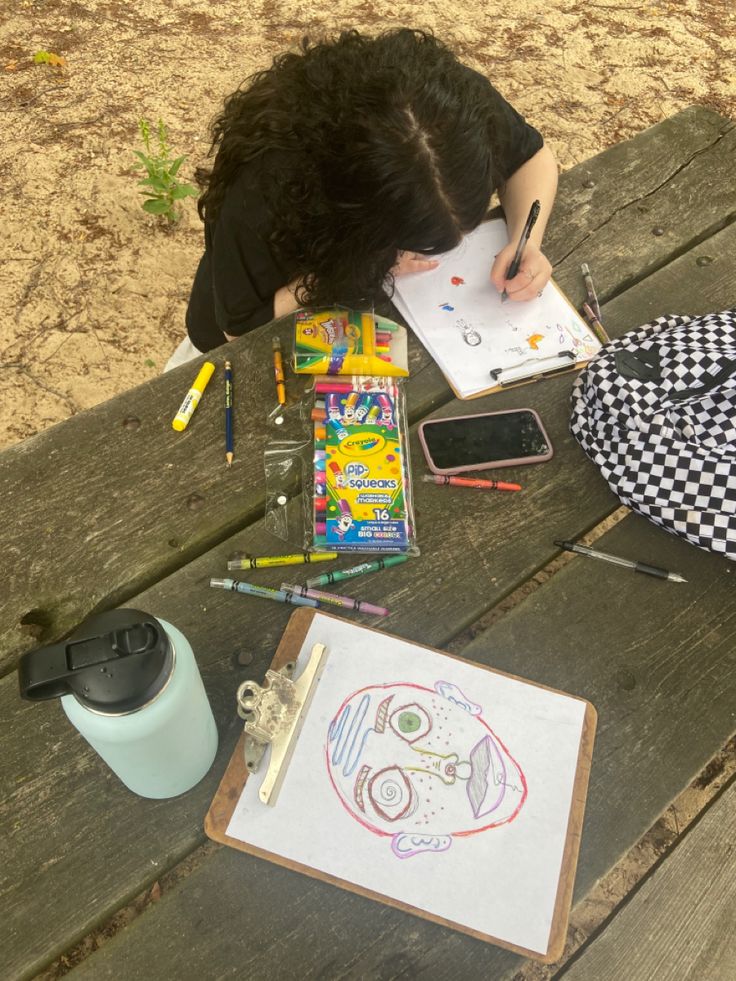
[326,681,526,857]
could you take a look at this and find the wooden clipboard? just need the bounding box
[205,608,597,964]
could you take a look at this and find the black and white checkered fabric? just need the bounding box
[571,310,736,560]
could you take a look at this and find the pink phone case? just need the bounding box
[418,408,554,475]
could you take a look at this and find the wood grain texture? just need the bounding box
[61,512,736,981]
[562,780,736,981]
[2,107,732,676]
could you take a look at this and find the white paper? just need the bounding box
[226,615,588,955]
[391,220,600,398]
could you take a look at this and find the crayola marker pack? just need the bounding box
[294,307,409,378]
[311,379,417,554]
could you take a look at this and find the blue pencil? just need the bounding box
[225,361,234,466]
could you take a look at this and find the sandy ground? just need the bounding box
[1,0,734,449]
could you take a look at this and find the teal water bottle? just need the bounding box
[18,609,218,799]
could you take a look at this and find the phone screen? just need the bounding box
[421,411,550,470]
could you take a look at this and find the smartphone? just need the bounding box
[418,408,553,474]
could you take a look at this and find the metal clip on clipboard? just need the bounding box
[489,350,577,387]
[236,642,328,806]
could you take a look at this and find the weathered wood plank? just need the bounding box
[62,513,736,981]
[562,781,736,981]
[3,214,736,979]
[1,107,731,675]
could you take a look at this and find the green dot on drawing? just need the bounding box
[398,711,421,733]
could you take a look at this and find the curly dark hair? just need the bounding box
[196,29,510,308]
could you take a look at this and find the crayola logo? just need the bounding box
[340,433,387,457]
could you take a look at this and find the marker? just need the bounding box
[281,583,389,617]
[227,552,338,570]
[354,395,372,423]
[272,336,286,404]
[582,302,610,345]
[554,540,687,582]
[327,341,349,374]
[306,555,409,588]
[315,381,354,394]
[172,361,215,431]
[327,417,349,441]
[210,578,319,607]
[423,474,522,492]
[501,199,541,302]
[581,263,602,321]
[224,360,234,466]
[328,460,345,486]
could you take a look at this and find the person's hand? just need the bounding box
[391,250,440,277]
[490,242,552,301]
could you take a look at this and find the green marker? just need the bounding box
[306,554,408,588]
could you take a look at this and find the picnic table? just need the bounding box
[2,105,736,981]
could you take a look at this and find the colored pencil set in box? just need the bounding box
[312,379,417,554]
[293,307,409,378]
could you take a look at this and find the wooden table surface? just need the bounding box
[2,106,736,981]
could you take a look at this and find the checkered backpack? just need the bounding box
[570,309,736,561]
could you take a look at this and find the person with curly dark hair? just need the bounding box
[165,28,558,369]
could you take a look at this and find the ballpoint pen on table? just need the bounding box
[581,262,602,321]
[501,199,541,303]
[554,540,687,582]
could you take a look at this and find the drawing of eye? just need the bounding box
[389,703,432,742]
[368,766,418,821]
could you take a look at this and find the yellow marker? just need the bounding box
[172,361,216,431]
[272,336,286,405]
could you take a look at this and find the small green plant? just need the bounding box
[133,118,198,223]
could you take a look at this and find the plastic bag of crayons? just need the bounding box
[292,306,409,379]
[308,376,419,555]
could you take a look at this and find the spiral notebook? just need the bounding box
[391,219,601,399]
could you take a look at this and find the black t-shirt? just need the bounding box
[186,81,544,353]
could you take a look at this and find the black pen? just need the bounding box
[501,199,541,302]
[554,540,687,582]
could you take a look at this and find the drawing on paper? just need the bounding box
[456,318,482,347]
[326,680,527,858]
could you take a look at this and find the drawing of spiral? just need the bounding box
[368,766,417,821]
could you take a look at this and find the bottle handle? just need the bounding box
[18,622,161,702]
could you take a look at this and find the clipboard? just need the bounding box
[391,220,603,400]
[206,609,597,963]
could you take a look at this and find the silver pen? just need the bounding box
[554,540,687,583]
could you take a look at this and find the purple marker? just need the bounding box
[327,342,348,374]
[326,393,342,421]
[281,582,389,617]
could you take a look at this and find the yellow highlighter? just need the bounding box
[172,361,216,431]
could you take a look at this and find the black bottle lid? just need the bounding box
[18,609,173,714]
